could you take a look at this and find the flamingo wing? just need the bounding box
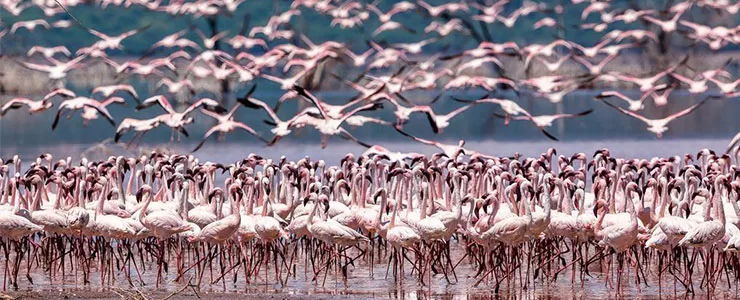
[84,102,116,126]
[232,121,269,144]
[601,100,652,124]
[137,95,174,113]
[1,98,33,115]
[663,96,712,122]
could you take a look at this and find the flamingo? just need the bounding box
[92,84,139,103]
[495,109,593,141]
[51,97,118,130]
[190,184,242,243]
[136,95,226,141]
[678,177,728,247]
[480,181,534,246]
[192,101,269,152]
[601,96,714,138]
[452,96,532,126]
[26,46,71,58]
[88,25,150,50]
[17,55,87,80]
[416,97,472,133]
[0,98,54,118]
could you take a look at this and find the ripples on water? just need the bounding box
[4,240,739,299]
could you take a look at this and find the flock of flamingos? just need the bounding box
[0,0,739,150]
[0,0,740,296]
[2,149,740,295]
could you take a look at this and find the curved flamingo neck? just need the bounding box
[125,165,137,197]
[307,198,319,225]
[96,182,108,217]
[139,191,153,220]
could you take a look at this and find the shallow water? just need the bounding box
[3,238,739,299]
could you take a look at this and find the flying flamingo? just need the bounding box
[452,95,532,126]
[1,98,54,118]
[595,90,651,111]
[236,92,315,146]
[191,101,269,152]
[195,28,230,49]
[394,127,466,159]
[51,97,118,130]
[670,72,709,94]
[80,97,126,127]
[26,46,71,58]
[114,117,162,148]
[366,2,415,23]
[17,55,87,80]
[135,95,227,141]
[88,25,150,50]
[10,19,50,33]
[92,84,140,103]
[610,56,686,91]
[494,109,594,141]
[601,96,714,138]
[423,103,475,134]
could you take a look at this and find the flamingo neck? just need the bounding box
[96,183,108,217]
[659,182,670,218]
[377,190,387,228]
[140,192,153,220]
[542,182,551,220]
[307,199,319,225]
[245,186,255,215]
[125,165,136,196]
[11,183,18,210]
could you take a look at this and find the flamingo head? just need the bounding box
[302,193,317,207]
[135,184,153,202]
[592,199,609,216]
[208,187,224,204]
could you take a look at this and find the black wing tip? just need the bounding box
[356,138,373,148]
[601,100,619,109]
[245,84,257,98]
[192,140,206,153]
[579,109,595,115]
[292,84,311,98]
[213,106,228,114]
[450,96,474,103]
[394,126,412,137]
[430,91,446,105]
[424,111,439,134]
[542,129,560,141]
[51,110,62,130]
[267,135,280,147]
